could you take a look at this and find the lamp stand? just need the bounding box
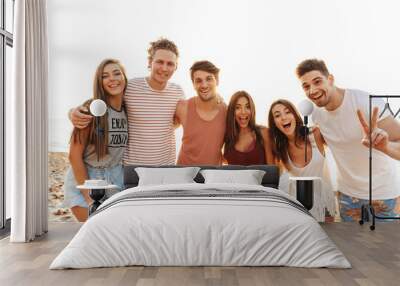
[296,179,314,210]
[88,188,106,215]
[293,118,314,211]
[96,116,100,161]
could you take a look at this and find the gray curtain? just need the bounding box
[10,0,48,242]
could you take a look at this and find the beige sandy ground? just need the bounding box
[48,152,75,222]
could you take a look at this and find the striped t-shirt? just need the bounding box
[123,77,184,165]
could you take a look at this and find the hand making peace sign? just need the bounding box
[356,107,389,153]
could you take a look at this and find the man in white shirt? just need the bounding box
[296,58,400,221]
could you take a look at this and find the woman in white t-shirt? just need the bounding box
[267,99,336,221]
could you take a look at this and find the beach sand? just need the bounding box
[48,152,75,222]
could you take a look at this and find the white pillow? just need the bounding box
[135,167,200,186]
[200,169,266,185]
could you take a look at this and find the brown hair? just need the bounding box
[147,38,179,64]
[71,58,127,158]
[296,58,330,78]
[190,60,220,82]
[224,91,264,152]
[267,99,306,171]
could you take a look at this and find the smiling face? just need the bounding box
[271,103,297,137]
[225,90,258,151]
[102,63,126,97]
[235,96,251,129]
[192,70,218,102]
[299,70,335,107]
[149,49,177,86]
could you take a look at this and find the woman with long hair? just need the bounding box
[224,91,274,165]
[268,99,335,220]
[63,58,128,222]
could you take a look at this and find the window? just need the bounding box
[5,0,13,33]
[0,0,14,234]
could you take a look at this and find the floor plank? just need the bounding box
[0,222,399,286]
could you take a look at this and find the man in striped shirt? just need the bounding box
[70,38,184,165]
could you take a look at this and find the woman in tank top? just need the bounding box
[267,99,336,220]
[224,91,274,165]
[63,59,128,222]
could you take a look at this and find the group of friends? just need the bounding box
[63,38,400,222]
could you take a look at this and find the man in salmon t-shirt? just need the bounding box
[175,61,227,166]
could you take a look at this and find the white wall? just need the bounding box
[48,0,400,152]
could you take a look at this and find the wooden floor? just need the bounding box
[0,222,399,286]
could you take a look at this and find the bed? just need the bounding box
[50,165,350,269]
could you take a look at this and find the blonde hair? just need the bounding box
[147,38,179,64]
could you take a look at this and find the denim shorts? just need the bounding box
[338,191,399,222]
[62,164,124,209]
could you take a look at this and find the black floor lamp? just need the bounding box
[295,100,315,210]
[359,95,400,230]
[88,99,107,215]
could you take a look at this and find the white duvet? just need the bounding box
[50,183,350,269]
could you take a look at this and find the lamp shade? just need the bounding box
[298,100,314,116]
[89,99,107,117]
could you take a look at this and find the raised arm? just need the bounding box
[68,105,94,129]
[357,107,400,160]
